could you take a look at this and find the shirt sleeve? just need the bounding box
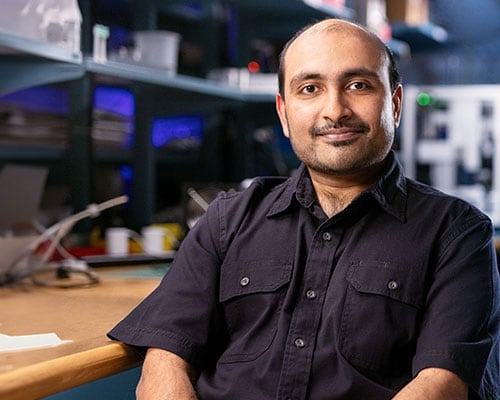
[412,210,500,393]
[107,197,225,372]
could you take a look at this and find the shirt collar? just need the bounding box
[368,151,408,222]
[267,151,407,222]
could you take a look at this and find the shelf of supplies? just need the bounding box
[0,32,84,95]
[0,56,85,95]
[0,31,81,64]
[391,23,448,51]
[84,58,276,103]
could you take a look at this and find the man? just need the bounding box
[109,19,499,399]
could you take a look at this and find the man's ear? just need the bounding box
[276,93,290,138]
[393,85,403,128]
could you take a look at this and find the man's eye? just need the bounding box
[349,82,367,90]
[301,85,317,94]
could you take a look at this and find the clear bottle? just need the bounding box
[93,24,109,63]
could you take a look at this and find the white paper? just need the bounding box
[0,332,71,352]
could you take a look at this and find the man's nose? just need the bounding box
[321,90,352,122]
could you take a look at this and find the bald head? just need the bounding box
[278,19,400,98]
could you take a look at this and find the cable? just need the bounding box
[187,187,210,211]
[2,195,128,286]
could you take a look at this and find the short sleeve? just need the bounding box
[412,214,499,393]
[107,197,225,372]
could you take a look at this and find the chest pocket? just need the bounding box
[218,260,293,364]
[339,261,426,374]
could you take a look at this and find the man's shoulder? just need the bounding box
[209,175,293,224]
[219,176,290,202]
[404,177,491,224]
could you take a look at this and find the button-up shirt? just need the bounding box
[109,152,499,399]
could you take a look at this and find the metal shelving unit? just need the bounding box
[391,22,448,52]
[0,0,446,229]
[84,58,275,103]
[0,32,84,95]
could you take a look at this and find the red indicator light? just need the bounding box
[247,61,260,73]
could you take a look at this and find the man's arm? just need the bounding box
[393,368,468,400]
[136,347,198,400]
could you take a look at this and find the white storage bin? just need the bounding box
[0,0,82,53]
[132,30,181,75]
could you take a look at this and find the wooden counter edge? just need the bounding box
[0,341,143,400]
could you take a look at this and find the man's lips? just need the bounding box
[314,128,366,142]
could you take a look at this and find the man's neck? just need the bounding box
[308,163,385,218]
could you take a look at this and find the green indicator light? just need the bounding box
[416,92,432,106]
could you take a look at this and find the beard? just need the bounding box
[287,119,394,176]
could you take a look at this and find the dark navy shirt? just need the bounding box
[109,152,499,399]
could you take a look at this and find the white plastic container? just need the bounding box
[133,30,181,75]
[141,226,166,255]
[0,0,82,53]
[105,227,129,256]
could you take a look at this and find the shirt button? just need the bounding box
[240,276,250,287]
[294,338,305,348]
[322,232,332,241]
[387,280,399,290]
[306,289,317,299]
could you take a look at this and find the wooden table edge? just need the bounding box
[0,341,143,400]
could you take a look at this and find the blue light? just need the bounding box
[119,165,133,181]
[0,86,69,114]
[94,86,135,117]
[151,115,203,149]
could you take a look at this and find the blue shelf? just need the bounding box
[0,57,84,95]
[0,31,81,63]
[0,32,84,95]
[84,58,275,103]
[391,23,448,52]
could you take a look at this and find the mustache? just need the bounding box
[311,121,370,135]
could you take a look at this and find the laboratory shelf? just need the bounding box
[0,31,82,64]
[0,0,446,230]
[0,56,85,96]
[391,23,448,52]
[0,31,84,95]
[84,58,275,103]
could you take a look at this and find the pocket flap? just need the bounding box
[346,261,425,308]
[220,260,293,302]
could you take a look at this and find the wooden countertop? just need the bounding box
[0,267,160,400]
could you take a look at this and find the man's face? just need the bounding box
[276,24,402,177]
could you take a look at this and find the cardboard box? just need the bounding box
[386,0,429,26]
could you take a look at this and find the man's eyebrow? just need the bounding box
[289,68,382,88]
[341,68,381,81]
[289,72,324,88]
